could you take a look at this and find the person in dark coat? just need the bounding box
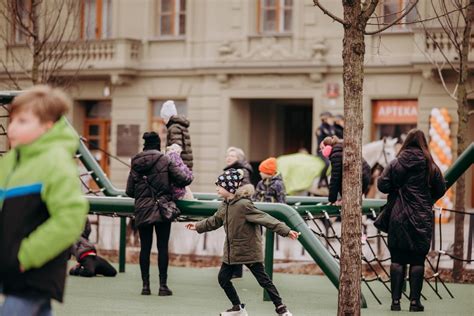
[320,136,371,204]
[69,219,117,278]
[377,129,446,312]
[160,100,194,169]
[334,114,344,139]
[316,111,335,188]
[126,132,192,296]
[224,146,253,186]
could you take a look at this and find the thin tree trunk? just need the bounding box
[337,1,366,315]
[31,0,40,84]
[452,0,473,282]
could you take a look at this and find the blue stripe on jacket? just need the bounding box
[2,183,43,199]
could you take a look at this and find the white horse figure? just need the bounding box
[279,138,398,196]
[362,137,398,169]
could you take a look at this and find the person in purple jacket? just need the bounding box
[166,144,194,200]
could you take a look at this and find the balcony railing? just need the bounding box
[413,26,474,64]
[6,38,142,75]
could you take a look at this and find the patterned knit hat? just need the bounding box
[215,168,243,194]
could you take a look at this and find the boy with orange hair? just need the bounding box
[253,157,286,204]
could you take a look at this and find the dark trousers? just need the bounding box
[317,152,330,188]
[138,222,171,278]
[218,262,282,307]
[80,255,117,277]
[70,255,117,277]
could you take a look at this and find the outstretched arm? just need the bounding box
[193,207,225,233]
[245,202,291,237]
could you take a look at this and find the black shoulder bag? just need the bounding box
[373,190,398,233]
[143,175,181,222]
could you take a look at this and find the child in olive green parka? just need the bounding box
[186,168,298,316]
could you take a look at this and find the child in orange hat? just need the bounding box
[253,157,286,203]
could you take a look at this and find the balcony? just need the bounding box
[3,38,142,81]
[412,26,474,65]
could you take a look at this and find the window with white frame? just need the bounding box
[157,0,186,37]
[381,0,417,29]
[259,0,292,34]
[81,0,112,40]
[12,0,31,43]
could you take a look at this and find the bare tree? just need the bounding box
[418,0,473,282]
[312,1,419,314]
[0,0,87,89]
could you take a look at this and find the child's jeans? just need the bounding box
[0,294,52,316]
[218,262,283,307]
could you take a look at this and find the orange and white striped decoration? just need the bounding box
[429,108,453,223]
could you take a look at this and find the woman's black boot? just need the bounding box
[141,274,151,295]
[409,265,425,312]
[158,274,173,296]
[390,263,405,311]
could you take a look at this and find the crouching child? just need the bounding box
[69,219,117,278]
[186,168,299,316]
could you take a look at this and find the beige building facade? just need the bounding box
[1,0,473,200]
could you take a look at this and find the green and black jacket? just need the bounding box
[0,117,88,302]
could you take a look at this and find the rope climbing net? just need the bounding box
[299,206,473,305]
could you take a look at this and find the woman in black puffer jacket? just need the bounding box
[224,146,253,186]
[377,129,446,312]
[320,136,371,204]
[126,132,192,296]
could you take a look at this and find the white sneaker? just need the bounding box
[220,304,248,316]
[275,304,292,316]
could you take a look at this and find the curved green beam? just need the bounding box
[444,142,474,189]
[86,196,342,290]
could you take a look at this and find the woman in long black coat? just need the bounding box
[126,132,192,296]
[377,129,446,312]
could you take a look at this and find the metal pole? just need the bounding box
[467,214,474,263]
[263,229,275,301]
[119,217,126,273]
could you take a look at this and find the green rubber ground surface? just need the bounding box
[47,264,473,315]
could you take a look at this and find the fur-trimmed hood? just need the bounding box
[234,184,255,200]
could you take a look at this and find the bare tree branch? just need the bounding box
[366,4,471,25]
[0,0,86,88]
[362,0,379,20]
[365,0,419,35]
[313,0,347,26]
[432,0,461,52]
[0,59,21,90]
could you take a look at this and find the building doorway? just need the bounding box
[229,98,312,184]
[79,100,111,176]
[283,105,313,154]
[84,119,111,175]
